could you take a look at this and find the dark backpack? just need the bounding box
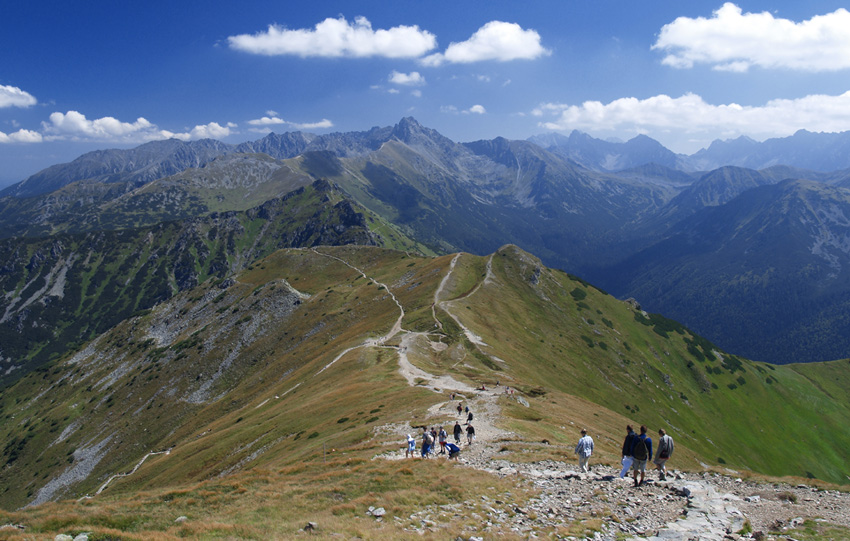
[633,436,649,460]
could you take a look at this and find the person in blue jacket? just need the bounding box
[630,425,653,487]
[445,442,461,459]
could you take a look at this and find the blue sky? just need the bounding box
[3,1,850,186]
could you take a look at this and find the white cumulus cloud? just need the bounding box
[389,70,425,86]
[535,91,850,150]
[293,119,333,130]
[0,128,43,143]
[42,111,236,142]
[228,16,437,58]
[653,3,850,72]
[44,111,157,139]
[466,104,486,114]
[0,85,37,108]
[422,21,550,66]
[166,122,236,141]
[247,115,333,132]
[247,116,287,126]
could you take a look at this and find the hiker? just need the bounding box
[438,426,448,454]
[453,421,463,444]
[406,434,416,458]
[654,428,674,480]
[421,428,433,458]
[630,425,653,487]
[446,441,461,459]
[466,410,473,425]
[457,403,463,416]
[574,429,594,473]
[466,423,476,444]
[619,425,637,478]
[430,427,438,456]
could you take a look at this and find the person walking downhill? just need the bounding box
[466,410,473,425]
[654,428,674,480]
[630,425,653,487]
[619,425,637,478]
[574,429,594,473]
[457,402,463,416]
[466,423,476,445]
[453,421,463,444]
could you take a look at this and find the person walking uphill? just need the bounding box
[630,425,653,487]
[620,425,637,478]
[654,428,674,480]
[574,429,594,473]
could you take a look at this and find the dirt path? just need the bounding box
[311,248,407,375]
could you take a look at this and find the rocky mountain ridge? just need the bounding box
[3,117,850,368]
[0,179,424,386]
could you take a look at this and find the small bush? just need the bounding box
[569,287,587,301]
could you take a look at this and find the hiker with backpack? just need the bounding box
[619,425,637,478]
[466,410,473,425]
[630,425,653,487]
[654,428,674,480]
[574,428,594,473]
[421,428,434,458]
[438,426,448,454]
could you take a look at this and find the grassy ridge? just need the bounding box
[1,245,848,537]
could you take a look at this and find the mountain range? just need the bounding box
[3,117,850,379]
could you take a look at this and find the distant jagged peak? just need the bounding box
[1,138,234,199]
[389,116,450,146]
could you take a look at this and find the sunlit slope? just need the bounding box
[2,245,849,512]
[448,245,850,483]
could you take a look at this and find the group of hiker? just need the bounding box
[403,388,674,487]
[406,406,477,460]
[573,424,674,486]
